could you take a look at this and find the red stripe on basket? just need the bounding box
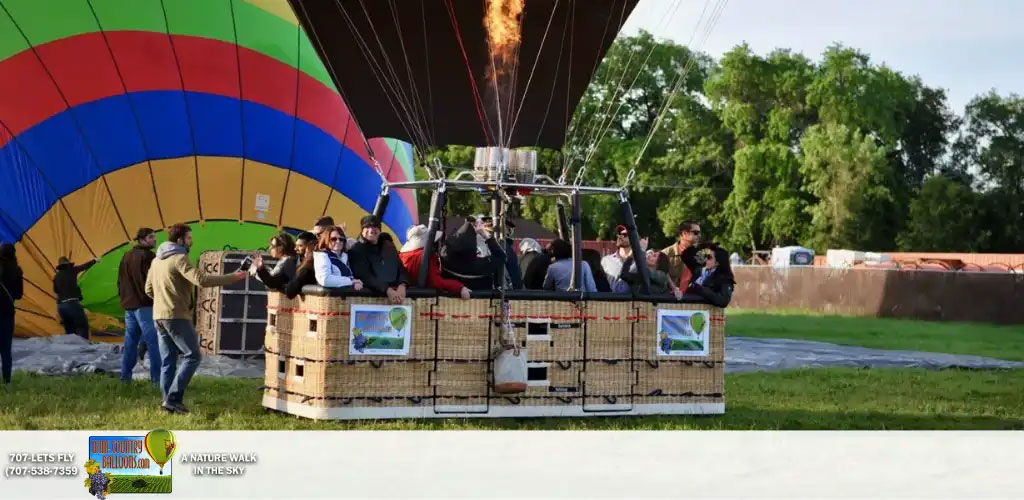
[603,316,621,320]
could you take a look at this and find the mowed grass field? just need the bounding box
[109,475,172,493]
[1,311,1021,430]
[727,309,1024,361]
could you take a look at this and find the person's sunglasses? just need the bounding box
[330,237,344,242]
[689,230,701,236]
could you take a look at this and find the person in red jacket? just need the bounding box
[399,225,471,300]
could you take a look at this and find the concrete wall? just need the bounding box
[732,266,1024,324]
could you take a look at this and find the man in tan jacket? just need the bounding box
[145,223,245,414]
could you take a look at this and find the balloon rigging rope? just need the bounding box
[385,0,435,148]
[632,0,728,168]
[351,0,433,151]
[505,0,561,150]
[444,0,495,146]
[561,0,684,181]
[565,0,684,177]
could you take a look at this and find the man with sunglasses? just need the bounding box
[662,220,704,288]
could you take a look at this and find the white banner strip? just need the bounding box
[1,430,1021,499]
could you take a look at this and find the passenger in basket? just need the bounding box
[348,216,409,304]
[602,224,648,293]
[542,239,597,293]
[399,225,472,300]
[662,220,704,289]
[685,244,735,308]
[284,232,319,299]
[253,231,299,292]
[518,238,549,290]
[440,219,506,290]
[582,249,612,292]
[311,216,334,237]
[313,226,362,290]
[621,250,683,300]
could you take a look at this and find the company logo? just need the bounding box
[85,430,176,497]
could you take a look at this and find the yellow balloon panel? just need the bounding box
[241,161,287,225]
[279,171,332,231]
[323,190,399,242]
[24,204,95,264]
[13,309,62,338]
[197,156,243,222]
[104,163,165,234]
[61,177,130,254]
[242,0,299,25]
[152,158,201,226]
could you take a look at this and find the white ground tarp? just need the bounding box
[8,334,1024,380]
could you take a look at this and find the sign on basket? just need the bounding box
[655,309,710,357]
[349,304,412,356]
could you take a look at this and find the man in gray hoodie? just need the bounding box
[145,223,245,414]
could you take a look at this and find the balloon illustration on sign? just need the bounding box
[389,307,408,332]
[0,0,416,338]
[143,429,177,475]
[689,312,706,335]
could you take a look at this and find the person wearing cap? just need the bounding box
[53,254,100,340]
[348,215,409,304]
[601,224,648,293]
[116,228,161,384]
[399,225,471,300]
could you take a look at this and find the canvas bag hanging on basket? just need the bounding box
[493,303,527,394]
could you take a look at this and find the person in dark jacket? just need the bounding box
[348,216,409,304]
[284,235,320,299]
[517,238,549,290]
[686,244,736,307]
[1,243,24,386]
[117,228,160,384]
[440,220,506,290]
[582,249,612,293]
[254,231,302,292]
[53,255,99,340]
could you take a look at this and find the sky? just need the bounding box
[621,0,1024,114]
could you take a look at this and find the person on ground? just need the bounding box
[53,255,100,340]
[312,226,362,290]
[662,220,703,288]
[145,223,246,414]
[542,239,597,293]
[116,228,160,385]
[518,238,549,290]
[348,216,409,304]
[686,244,736,308]
[284,232,319,299]
[440,219,506,290]
[254,232,300,292]
[602,225,647,293]
[399,225,472,299]
[0,243,24,387]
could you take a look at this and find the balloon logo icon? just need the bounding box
[689,312,706,335]
[389,307,408,332]
[144,429,177,475]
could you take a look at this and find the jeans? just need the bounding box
[0,312,13,384]
[121,307,161,384]
[155,319,201,405]
[57,300,90,339]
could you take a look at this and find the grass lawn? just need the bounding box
[1,368,1021,430]
[727,309,1024,361]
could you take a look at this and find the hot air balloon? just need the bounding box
[0,0,417,338]
[143,429,176,475]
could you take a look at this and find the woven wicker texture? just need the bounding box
[509,299,584,361]
[262,293,726,418]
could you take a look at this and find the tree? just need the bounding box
[897,174,989,251]
[800,123,896,251]
[953,91,1024,250]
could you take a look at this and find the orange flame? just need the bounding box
[485,0,524,70]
